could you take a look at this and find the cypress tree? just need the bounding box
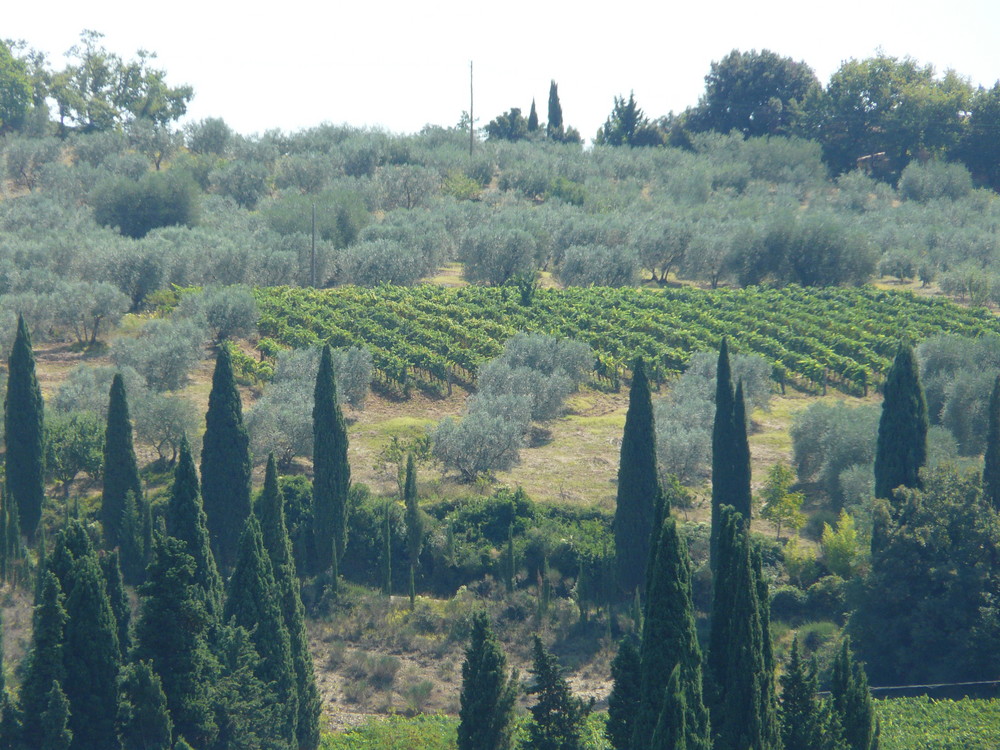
[48,522,94,598]
[382,501,392,597]
[614,358,661,596]
[224,516,297,745]
[650,665,685,750]
[101,373,143,550]
[256,453,321,750]
[404,453,423,609]
[983,375,1000,511]
[201,345,253,571]
[633,517,709,750]
[547,80,563,138]
[117,661,173,750]
[830,639,879,750]
[119,491,145,585]
[135,535,217,749]
[20,572,68,748]
[62,553,121,750]
[779,638,825,750]
[527,99,539,132]
[606,636,641,750]
[313,344,350,577]
[711,339,735,568]
[166,437,223,616]
[5,314,45,540]
[457,612,518,750]
[524,635,591,750]
[101,550,131,659]
[732,381,752,521]
[874,344,927,501]
[40,681,72,750]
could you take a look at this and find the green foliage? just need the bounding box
[40,681,72,750]
[20,572,68,749]
[876,698,1000,750]
[558,245,639,288]
[5,314,44,539]
[117,661,173,750]
[830,639,878,750]
[758,463,805,539]
[985,375,1000,512]
[93,170,199,239]
[177,286,259,342]
[263,188,368,248]
[606,637,640,750]
[486,108,529,142]
[457,613,518,750]
[313,344,351,575]
[101,550,131,659]
[111,318,206,392]
[791,401,880,503]
[44,410,103,497]
[0,40,31,131]
[525,635,592,750]
[820,511,863,579]
[595,92,662,147]
[101,373,142,551]
[874,345,927,501]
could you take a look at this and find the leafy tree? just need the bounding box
[166,437,224,616]
[111,318,206,393]
[690,49,819,137]
[613,359,660,596]
[956,82,1000,190]
[983,375,1000,512]
[117,661,173,750]
[223,516,297,744]
[606,636,641,750]
[93,171,200,239]
[461,224,538,286]
[201,345,254,571]
[185,117,233,156]
[524,635,591,750]
[53,281,130,347]
[873,345,927,502]
[758,463,805,540]
[821,511,863,579]
[457,612,518,750]
[44,410,103,500]
[433,394,530,481]
[558,244,639,287]
[135,535,217,749]
[209,160,270,209]
[595,92,662,147]
[2,135,61,190]
[6,314,44,540]
[830,639,878,750]
[20,572,68,749]
[485,108,529,142]
[256,454,321,750]
[40,681,72,750]
[176,286,258,343]
[127,119,182,170]
[102,373,143,551]
[313,344,351,576]
[0,40,31,132]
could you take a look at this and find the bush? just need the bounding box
[92,170,200,239]
[770,585,808,623]
[806,576,848,623]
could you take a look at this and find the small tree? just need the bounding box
[821,511,862,579]
[457,613,518,750]
[758,463,806,540]
[40,681,72,750]
[101,373,143,550]
[874,344,927,502]
[525,635,591,750]
[404,454,423,609]
[830,639,879,750]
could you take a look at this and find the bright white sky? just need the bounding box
[6,0,1000,142]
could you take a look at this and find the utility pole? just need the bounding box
[469,60,474,157]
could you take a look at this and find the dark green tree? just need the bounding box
[633,517,709,750]
[525,635,591,750]
[166,437,223,616]
[101,373,143,550]
[201,345,253,571]
[527,99,539,132]
[957,82,1000,190]
[40,681,72,750]
[5,314,45,540]
[614,358,660,595]
[223,516,297,745]
[595,92,662,147]
[119,491,146,585]
[485,108,528,142]
[117,661,173,750]
[135,535,217,749]
[381,500,392,597]
[547,81,563,139]
[649,665,685,750]
[830,639,878,750]
[983,375,1000,511]
[873,344,927,502]
[606,636,641,750]
[711,339,751,568]
[313,344,350,576]
[404,453,423,609]
[256,454,321,750]
[20,572,68,748]
[62,553,121,750]
[780,637,825,750]
[101,550,131,659]
[457,612,518,750]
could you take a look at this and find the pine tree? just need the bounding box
[711,339,735,568]
[135,535,217,749]
[457,612,518,750]
[117,661,173,750]
[313,344,350,576]
[5,314,45,540]
[874,344,927,501]
[524,635,591,750]
[780,637,825,750]
[40,681,72,750]
[983,375,1000,511]
[547,81,563,139]
[606,636,641,750]
[20,572,67,748]
[650,665,685,750]
[527,99,539,132]
[404,453,423,609]
[830,639,879,750]
[633,517,709,750]
[166,437,223,616]
[614,358,661,596]
[101,373,143,550]
[62,553,121,750]
[48,521,94,597]
[101,550,131,659]
[201,345,253,571]
[256,453,321,750]
[224,516,298,745]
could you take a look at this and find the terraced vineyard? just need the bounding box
[254,284,1000,396]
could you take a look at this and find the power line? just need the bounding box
[817,678,1000,697]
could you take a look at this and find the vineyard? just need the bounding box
[253,285,1000,397]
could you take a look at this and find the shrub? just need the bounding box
[770,585,808,623]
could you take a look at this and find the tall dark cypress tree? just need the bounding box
[135,535,217,749]
[650,665,685,750]
[313,344,350,576]
[457,612,519,750]
[830,639,879,750]
[201,345,253,571]
[983,375,1000,511]
[117,661,173,750]
[524,635,591,750]
[547,81,563,139]
[606,635,641,750]
[5,314,45,540]
[62,552,121,750]
[166,437,223,617]
[101,373,142,550]
[633,516,710,750]
[40,681,72,750]
[404,453,423,609]
[711,339,735,568]
[732,381,753,522]
[256,453,321,750]
[21,572,68,748]
[101,550,131,659]
[779,638,825,750]
[874,344,927,501]
[527,99,539,132]
[614,358,661,596]
[224,516,297,746]
[119,491,145,586]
